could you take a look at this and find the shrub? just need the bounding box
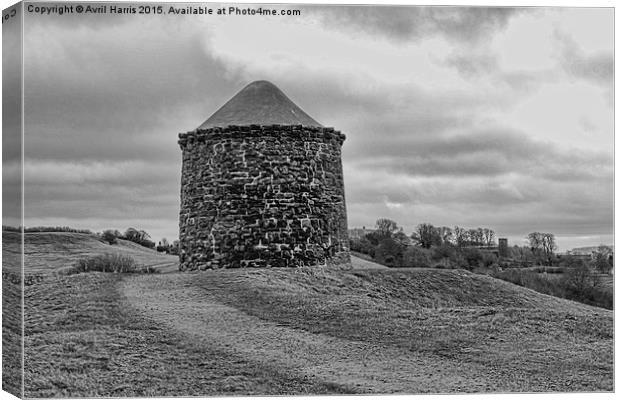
[492,268,566,298]
[122,228,156,249]
[480,251,498,268]
[492,266,612,310]
[431,243,456,262]
[593,253,613,275]
[101,230,118,245]
[562,263,600,299]
[462,248,483,270]
[70,254,159,274]
[374,238,406,267]
[350,236,376,257]
[402,246,432,268]
[169,240,180,256]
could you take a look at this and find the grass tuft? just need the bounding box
[69,254,159,274]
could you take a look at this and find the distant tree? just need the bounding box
[527,232,544,261]
[375,218,399,238]
[453,226,467,247]
[351,235,376,257]
[528,232,556,265]
[412,223,440,249]
[170,240,180,256]
[364,231,383,247]
[437,226,453,245]
[393,229,411,246]
[375,237,406,267]
[593,245,613,274]
[102,229,118,245]
[475,228,486,246]
[123,227,155,249]
[483,228,495,246]
[157,238,172,253]
[511,245,535,263]
[562,261,600,299]
[541,233,557,260]
[124,227,142,242]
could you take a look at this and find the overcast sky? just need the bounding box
[4,3,613,251]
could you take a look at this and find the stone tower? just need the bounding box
[178,81,350,270]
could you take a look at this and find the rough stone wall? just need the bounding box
[178,125,350,270]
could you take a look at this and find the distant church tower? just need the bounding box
[178,81,350,270]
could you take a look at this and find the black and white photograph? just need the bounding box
[1,0,615,398]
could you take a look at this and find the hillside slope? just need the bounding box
[123,267,612,393]
[3,231,179,274]
[3,231,378,274]
[8,231,613,395]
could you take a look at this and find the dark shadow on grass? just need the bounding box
[24,273,357,397]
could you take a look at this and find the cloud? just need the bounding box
[22,16,242,163]
[23,160,180,233]
[558,32,613,86]
[12,6,613,249]
[308,6,520,43]
[343,126,613,242]
[348,128,612,180]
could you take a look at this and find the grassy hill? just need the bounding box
[3,231,179,274]
[3,231,613,396]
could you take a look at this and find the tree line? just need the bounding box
[351,218,613,272]
[101,228,180,255]
[351,218,501,269]
[101,228,156,249]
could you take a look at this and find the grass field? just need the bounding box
[24,273,352,397]
[3,231,614,396]
[3,231,178,275]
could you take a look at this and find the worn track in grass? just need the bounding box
[122,268,613,393]
[123,273,481,393]
[24,273,353,397]
[11,232,613,394]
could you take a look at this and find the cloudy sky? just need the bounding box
[3,2,614,251]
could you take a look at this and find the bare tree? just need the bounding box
[541,233,557,257]
[528,232,556,265]
[124,227,154,248]
[454,226,466,247]
[412,223,440,249]
[437,226,453,245]
[375,218,398,238]
[483,228,495,246]
[528,232,543,255]
[594,245,613,274]
[467,229,483,246]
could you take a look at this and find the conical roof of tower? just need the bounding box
[197,80,323,129]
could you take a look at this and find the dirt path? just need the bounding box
[121,273,493,394]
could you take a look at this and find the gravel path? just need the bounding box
[121,273,490,394]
